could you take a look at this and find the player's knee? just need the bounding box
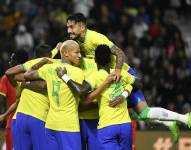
[138,106,150,120]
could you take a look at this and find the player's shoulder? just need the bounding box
[67,64,83,72]
[87,29,103,37]
[38,63,57,73]
[23,58,43,68]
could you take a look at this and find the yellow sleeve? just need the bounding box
[124,84,133,94]
[23,58,43,71]
[51,48,59,58]
[93,31,114,48]
[38,65,49,80]
[122,70,135,84]
[23,61,32,71]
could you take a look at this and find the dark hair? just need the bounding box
[13,50,29,64]
[35,44,51,58]
[67,13,87,25]
[95,45,111,66]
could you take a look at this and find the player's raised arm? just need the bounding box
[84,73,115,103]
[24,70,41,81]
[110,45,126,82]
[5,65,25,76]
[21,80,47,90]
[30,58,53,70]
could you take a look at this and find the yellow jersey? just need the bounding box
[79,29,130,70]
[86,69,134,129]
[16,58,50,122]
[78,58,99,119]
[38,63,84,132]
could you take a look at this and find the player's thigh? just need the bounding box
[80,119,100,150]
[45,129,59,150]
[80,119,88,149]
[98,125,119,150]
[29,116,46,150]
[118,123,132,150]
[57,131,82,150]
[86,119,100,150]
[15,113,33,150]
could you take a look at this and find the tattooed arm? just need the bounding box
[110,45,126,82]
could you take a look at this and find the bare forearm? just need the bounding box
[111,45,126,69]
[31,58,53,70]
[5,65,24,76]
[85,81,108,102]
[14,73,26,82]
[5,65,25,86]
[24,70,40,81]
[67,80,91,97]
[21,80,47,90]
[3,98,19,118]
[78,102,98,111]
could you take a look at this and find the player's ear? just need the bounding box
[64,51,68,57]
[62,49,68,57]
[80,23,86,31]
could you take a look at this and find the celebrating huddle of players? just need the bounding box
[0,13,191,150]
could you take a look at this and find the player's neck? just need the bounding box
[79,29,87,42]
[61,59,71,65]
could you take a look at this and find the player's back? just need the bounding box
[38,63,84,132]
[79,58,99,119]
[86,68,134,129]
[16,58,50,122]
[80,29,113,56]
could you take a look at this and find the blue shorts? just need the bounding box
[45,128,82,150]
[80,119,100,150]
[128,68,146,108]
[15,112,46,150]
[11,119,17,150]
[98,123,132,150]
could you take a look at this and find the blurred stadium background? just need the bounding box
[1,0,191,149]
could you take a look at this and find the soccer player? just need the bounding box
[0,50,28,150]
[77,56,101,150]
[5,44,53,150]
[56,44,136,150]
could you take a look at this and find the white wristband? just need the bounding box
[61,74,70,83]
[121,91,129,99]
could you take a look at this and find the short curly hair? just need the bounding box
[95,45,111,66]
